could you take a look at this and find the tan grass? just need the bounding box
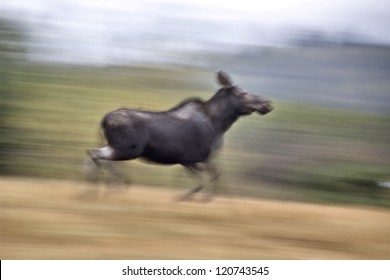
[0,177,388,259]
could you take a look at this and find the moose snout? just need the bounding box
[258,99,273,115]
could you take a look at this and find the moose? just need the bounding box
[86,71,273,201]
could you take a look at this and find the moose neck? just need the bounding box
[206,96,240,134]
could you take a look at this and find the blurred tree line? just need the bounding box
[0,17,28,174]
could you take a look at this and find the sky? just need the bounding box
[1,0,389,65]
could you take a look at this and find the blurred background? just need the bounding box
[0,0,389,207]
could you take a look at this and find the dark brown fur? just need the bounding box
[86,71,273,200]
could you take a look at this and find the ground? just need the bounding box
[0,177,389,259]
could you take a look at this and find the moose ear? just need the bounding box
[217,71,233,87]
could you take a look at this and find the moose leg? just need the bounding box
[86,145,138,188]
[101,161,129,188]
[83,156,100,183]
[85,146,113,181]
[201,162,221,202]
[87,146,115,164]
[176,165,205,202]
[86,146,123,187]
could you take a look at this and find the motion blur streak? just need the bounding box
[0,0,389,260]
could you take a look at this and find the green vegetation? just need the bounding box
[0,63,389,207]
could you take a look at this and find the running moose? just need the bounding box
[86,71,273,201]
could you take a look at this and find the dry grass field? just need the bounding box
[0,177,389,259]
